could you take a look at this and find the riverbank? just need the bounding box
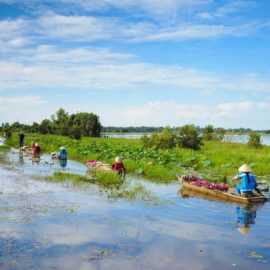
[4,133,270,183]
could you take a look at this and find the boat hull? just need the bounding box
[178,176,266,205]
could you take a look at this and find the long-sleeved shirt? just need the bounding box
[59,149,67,159]
[112,162,125,173]
[237,172,257,192]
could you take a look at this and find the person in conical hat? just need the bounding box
[235,164,257,195]
[59,146,67,160]
[238,164,252,172]
[112,156,125,175]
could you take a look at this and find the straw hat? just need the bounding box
[238,164,252,173]
[115,156,122,163]
[238,226,249,235]
[60,146,65,150]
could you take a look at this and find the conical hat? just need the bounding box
[238,164,252,172]
[115,156,122,163]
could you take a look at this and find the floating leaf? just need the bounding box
[248,251,263,260]
[135,168,144,175]
[203,160,212,168]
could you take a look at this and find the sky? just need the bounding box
[0,0,270,129]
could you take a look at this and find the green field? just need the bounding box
[5,133,270,183]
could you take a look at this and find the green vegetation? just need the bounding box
[177,124,202,150]
[5,133,270,183]
[141,126,176,149]
[40,171,155,201]
[141,125,202,150]
[91,171,123,187]
[248,132,262,149]
[45,172,90,183]
[1,108,101,139]
[0,145,10,151]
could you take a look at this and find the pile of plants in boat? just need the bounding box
[183,174,229,192]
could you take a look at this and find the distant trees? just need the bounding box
[177,124,202,150]
[202,125,215,141]
[141,125,202,150]
[141,126,176,149]
[0,108,102,140]
[248,132,262,148]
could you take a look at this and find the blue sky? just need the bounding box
[0,0,270,128]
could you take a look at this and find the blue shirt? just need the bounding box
[19,133,24,141]
[59,149,67,159]
[238,172,257,191]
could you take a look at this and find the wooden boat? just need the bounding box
[20,146,33,154]
[177,175,267,205]
[86,160,112,172]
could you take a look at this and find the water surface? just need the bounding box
[0,149,269,270]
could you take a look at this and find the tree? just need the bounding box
[202,125,215,141]
[177,124,202,150]
[51,108,70,136]
[141,126,176,149]
[215,128,226,141]
[39,119,52,134]
[69,125,81,140]
[72,112,101,137]
[248,132,262,148]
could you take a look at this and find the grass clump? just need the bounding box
[0,145,10,151]
[108,183,156,202]
[91,171,123,187]
[47,172,90,183]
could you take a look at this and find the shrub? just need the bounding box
[248,132,262,148]
[140,126,176,149]
[4,128,12,139]
[215,128,226,141]
[177,124,202,150]
[202,125,216,141]
[69,125,81,140]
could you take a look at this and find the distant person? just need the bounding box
[33,143,41,156]
[234,164,257,196]
[18,132,25,147]
[59,146,67,160]
[112,156,126,175]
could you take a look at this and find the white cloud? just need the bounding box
[198,0,256,20]
[122,100,270,128]
[0,96,47,106]
[1,11,268,46]
[0,45,270,94]
[0,0,212,20]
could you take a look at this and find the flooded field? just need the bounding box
[0,149,269,270]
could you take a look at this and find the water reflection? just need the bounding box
[0,148,270,269]
[236,205,257,234]
[60,159,67,169]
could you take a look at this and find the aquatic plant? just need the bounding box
[183,174,229,192]
[5,133,270,183]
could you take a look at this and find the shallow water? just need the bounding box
[103,133,270,146]
[0,149,269,270]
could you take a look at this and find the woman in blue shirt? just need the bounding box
[59,146,67,160]
[235,164,257,195]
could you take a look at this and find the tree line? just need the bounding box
[141,125,263,150]
[1,108,102,140]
